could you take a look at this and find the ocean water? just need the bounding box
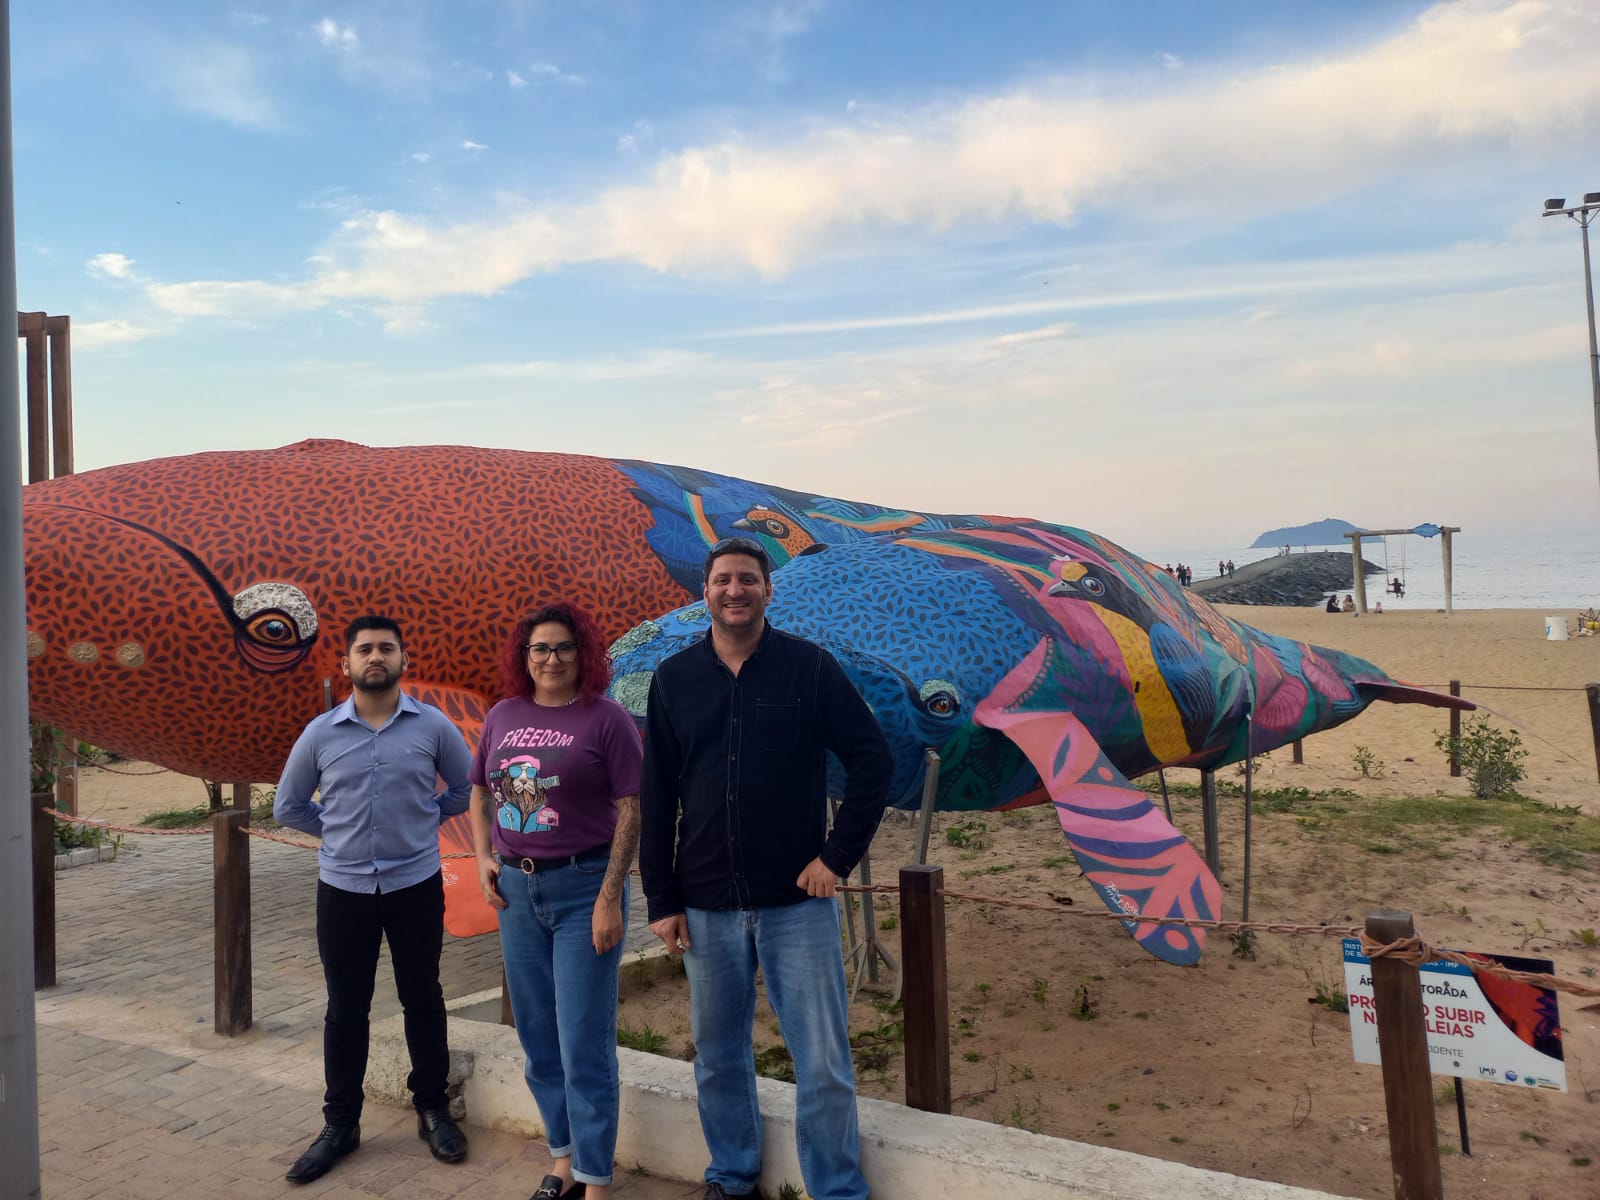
[1127,532,1600,611]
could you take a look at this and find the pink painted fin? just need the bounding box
[975,639,1223,966]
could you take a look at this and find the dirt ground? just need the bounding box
[63,606,1600,1200]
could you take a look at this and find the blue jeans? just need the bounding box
[497,855,627,1187]
[684,899,866,1200]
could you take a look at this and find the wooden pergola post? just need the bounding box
[213,808,253,1035]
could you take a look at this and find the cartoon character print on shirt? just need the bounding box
[491,753,564,834]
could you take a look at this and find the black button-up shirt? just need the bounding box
[639,623,892,919]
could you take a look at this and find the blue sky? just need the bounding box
[14,0,1600,548]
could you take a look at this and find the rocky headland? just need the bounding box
[1190,551,1382,607]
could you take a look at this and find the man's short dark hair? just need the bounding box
[703,536,772,584]
[344,614,404,651]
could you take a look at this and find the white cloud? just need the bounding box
[617,120,654,155]
[460,139,487,151]
[86,252,136,280]
[135,2,1600,311]
[507,69,527,89]
[715,0,834,82]
[146,278,313,317]
[314,18,358,52]
[411,151,430,163]
[1161,52,1184,71]
[151,41,279,130]
[73,320,167,350]
[528,62,584,85]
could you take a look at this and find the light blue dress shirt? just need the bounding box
[274,691,472,894]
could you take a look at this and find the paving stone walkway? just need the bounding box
[35,831,694,1200]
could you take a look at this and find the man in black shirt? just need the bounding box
[640,535,891,1200]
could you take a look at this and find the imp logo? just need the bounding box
[1477,1066,1497,1079]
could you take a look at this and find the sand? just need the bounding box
[56,606,1600,1200]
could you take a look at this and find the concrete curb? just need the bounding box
[54,842,119,870]
[367,995,1361,1200]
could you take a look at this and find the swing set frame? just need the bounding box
[1342,525,1461,615]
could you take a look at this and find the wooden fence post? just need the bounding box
[1586,684,1600,785]
[1365,910,1442,1200]
[1200,770,1221,877]
[213,808,253,1035]
[900,864,949,1114]
[32,792,55,989]
[1448,682,1462,777]
[1291,738,1303,765]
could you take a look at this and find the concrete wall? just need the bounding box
[367,994,1360,1200]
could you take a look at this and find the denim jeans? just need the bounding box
[684,899,866,1200]
[497,855,627,1187]
[316,873,449,1124]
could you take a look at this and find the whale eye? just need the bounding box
[1080,577,1106,597]
[243,611,300,646]
[918,679,961,718]
[231,582,319,674]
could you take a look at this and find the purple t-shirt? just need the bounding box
[469,694,642,860]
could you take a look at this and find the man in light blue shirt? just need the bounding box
[274,614,472,1185]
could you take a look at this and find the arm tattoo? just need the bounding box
[602,794,640,904]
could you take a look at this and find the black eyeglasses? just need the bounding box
[526,641,579,662]
[709,536,768,559]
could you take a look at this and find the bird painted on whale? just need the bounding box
[22,439,1469,950]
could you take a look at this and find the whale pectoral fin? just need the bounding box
[974,639,1224,966]
[407,680,498,939]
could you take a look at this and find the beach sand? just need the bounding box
[1220,604,1600,815]
[54,605,1600,1200]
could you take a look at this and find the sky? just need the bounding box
[13,0,1600,550]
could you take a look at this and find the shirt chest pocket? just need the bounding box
[755,700,802,750]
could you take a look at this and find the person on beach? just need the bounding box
[1341,594,1356,613]
[1325,594,1340,613]
[275,615,472,1185]
[1227,559,1236,577]
[470,602,642,1200]
[640,534,893,1200]
[1390,576,1405,598]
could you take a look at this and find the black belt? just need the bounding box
[498,845,609,874]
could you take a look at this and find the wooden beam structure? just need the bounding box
[1344,526,1460,615]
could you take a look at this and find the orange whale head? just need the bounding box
[23,439,689,782]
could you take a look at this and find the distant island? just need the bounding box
[1250,518,1358,548]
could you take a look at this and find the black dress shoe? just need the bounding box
[285,1122,360,1184]
[417,1108,468,1163]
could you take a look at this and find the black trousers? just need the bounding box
[316,872,449,1124]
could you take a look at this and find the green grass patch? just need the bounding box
[616,1020,667,1054]
[1149,780,1600,871]
[141,797,283,830]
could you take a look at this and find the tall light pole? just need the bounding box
[0,0,43,1195]
[1543,193,1600,499]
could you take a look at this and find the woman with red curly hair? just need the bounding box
[467,601,641,1200]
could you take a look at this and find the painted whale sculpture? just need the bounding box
[610,522,1470,963]
[22,440,1469,954]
